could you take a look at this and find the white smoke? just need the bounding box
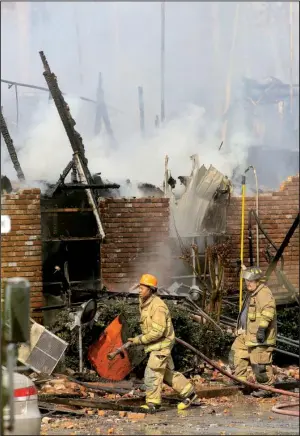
[2,96,254,192]
[1,2,299,191]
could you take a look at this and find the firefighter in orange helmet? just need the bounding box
[128,274,198,411]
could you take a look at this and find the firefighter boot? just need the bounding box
[251,389,276,398]
[177,391,198,411]
[140,403,161,412]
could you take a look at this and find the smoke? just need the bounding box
[1,2,299,190]
[2,97,254,193]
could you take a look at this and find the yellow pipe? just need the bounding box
[239,176,246,311]
[289,1,293,114]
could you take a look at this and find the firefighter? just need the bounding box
[229,266,277,398]
[128,274,198,411]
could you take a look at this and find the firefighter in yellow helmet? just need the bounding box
[128,274,198,411]
[229,266,277,398]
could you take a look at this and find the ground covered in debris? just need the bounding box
[37,365,299,435]
[41,394,299,435]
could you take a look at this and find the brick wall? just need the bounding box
[1,189,43,317]
[225,174,299,290]
[99,198,170,290]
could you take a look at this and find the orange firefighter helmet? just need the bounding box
[139,274,158,289]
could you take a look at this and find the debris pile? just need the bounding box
[46,299,233,375]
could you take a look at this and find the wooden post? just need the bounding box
[0,110,25,181]
[73,4,83,88]
[160,1,165,123]
[16,2,30,83]
[155,115,160,129]
[94,73,117,147]
[211,3,220,118]
[94,72,103,136]
[221,3,240,148]
[138,86,145,136]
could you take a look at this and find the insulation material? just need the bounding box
[18,319,68,375]
[170,161,224,237]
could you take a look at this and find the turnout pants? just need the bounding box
[229,334,275,385]
[144,350,194,405]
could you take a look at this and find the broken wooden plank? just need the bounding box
[0,110,25,181]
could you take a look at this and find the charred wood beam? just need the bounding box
[39,51,105,239]
[94,72,117,147]
[60,183,120,190]
[40,208,93,213]
[44,279,101,286]
[43,237,101,242]
[0,110,25,181]
[265,213,300,280]
[45,160,74,197]
[39,52,88,167]
[40,397,163,414]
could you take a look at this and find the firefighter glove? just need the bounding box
[128,335,142,345]
[256,327,266,343]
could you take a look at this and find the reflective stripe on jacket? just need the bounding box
[236,284,277,347]
[139,294,175,353]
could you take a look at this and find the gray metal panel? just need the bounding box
[21,322,68,375]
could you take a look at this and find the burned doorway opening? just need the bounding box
[41,189,102,324]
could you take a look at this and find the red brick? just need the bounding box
[225,174,299,290]
[1,189,43,317]
[100,197,170,289]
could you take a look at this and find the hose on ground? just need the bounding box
[271,402,299,417]
[175,337,299,399]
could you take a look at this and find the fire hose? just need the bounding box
[108,341,299,417]
[108,339,299,400]
[271,402,299,417]
[107,340,300,417]
[175,338,299,417]
[175,338,299,397]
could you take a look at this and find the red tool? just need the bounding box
[88,316,133,381]
[107,342,132,361]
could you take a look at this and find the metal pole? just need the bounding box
[94,72,103,136]
[211,3,220,118]
[160,1,165,123]
[253,168,259,266]
[221,3,239,147]
[192,237,196,287]
[239,175,246,311]
[155,115,160,129]
[73,4,83,88]
[79,324,83,373]
[138,86,145,136]
[164,155,170,197]
[245,166,259,266]
[1,79,123,112]
[289,1,293,114]
[7,344,16,432]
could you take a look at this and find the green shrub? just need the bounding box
[49,299,232,373]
